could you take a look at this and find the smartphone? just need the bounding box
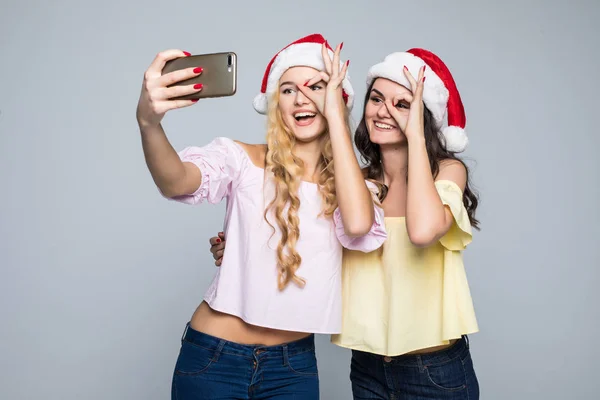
[161,52,237,100]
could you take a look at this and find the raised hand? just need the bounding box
[297,42,349,121]
[384,65,426,140]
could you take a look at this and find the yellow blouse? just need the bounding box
[330,180,479,356]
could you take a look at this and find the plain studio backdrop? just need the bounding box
[1,0,598,399]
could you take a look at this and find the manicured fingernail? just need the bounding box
[193,67,203,74]
[346,60,350,66]
[404,65,408,71]
[325,40,329,48]
[304,80,310,86]
[194,83,203,89]
[423,65,426,72]
[191,99,199,102]
[216,238,221,243]
[183,51,191,56]
[423,76,426,82]
[340,42,344,50]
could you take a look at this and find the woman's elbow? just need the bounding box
[343,216,375,238]
[158,184,179,199]
[160,169,199,198]
[407,227,440,248]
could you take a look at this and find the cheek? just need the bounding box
[319,116,328,130]
[278,96,293,115]
[364,103,378,120]
[396,110,410,123]
[310,115,327,135]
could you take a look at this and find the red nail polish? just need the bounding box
[193,67,203,74]
[216,238,221,243]
[423,77,427,82]
[346,60,350,66]
[183,51,191,56]
[423,65,426,72]
[325,40,329,48]
[404,65,408,71]
[340,42,344,50]
[303,80,309,86]
[191,99,199,102]
[194,83,203,89]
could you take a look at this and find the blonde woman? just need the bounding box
[136,34,386,399]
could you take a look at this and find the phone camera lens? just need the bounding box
[227,54,232,66]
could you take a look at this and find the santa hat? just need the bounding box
[366,48,468,152]
[253,33,354,114]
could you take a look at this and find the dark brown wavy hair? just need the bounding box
[354,80,480,229]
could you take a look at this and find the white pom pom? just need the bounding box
[442,126,468,152]
[253,93,268,114]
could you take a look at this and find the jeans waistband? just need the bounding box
[181,323,316,359]
[362,335,470,367]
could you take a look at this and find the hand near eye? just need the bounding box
[297,42,349,121]
[209,232,226,267]
[384,65,426,142]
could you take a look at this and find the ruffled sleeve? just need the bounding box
[167,137,249,205]
[435,180,473,250]
[333,180,387,252]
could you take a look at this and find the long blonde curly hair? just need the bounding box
[263,89,346,291]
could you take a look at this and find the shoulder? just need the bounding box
[233,141,266,169]
[436,159,467,192]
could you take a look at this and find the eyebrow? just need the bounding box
[371,88,411,103]
[370,88,384,97]
[280,81,295,87]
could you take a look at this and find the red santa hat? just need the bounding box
[253,33,354,114]
[366,48,468,152]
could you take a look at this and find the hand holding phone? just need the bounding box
[136,50,237,128]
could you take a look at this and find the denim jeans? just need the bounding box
[171,324,319,399]
[350,336,479,399]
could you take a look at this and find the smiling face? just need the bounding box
[277,66,328,143]
[365,78,413,146]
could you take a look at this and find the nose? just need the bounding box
[294,89,310,106]
[377,102,391,119]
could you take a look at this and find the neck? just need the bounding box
[380,142,409,185]
[294,136,325,182]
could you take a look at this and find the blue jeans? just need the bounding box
[350,336,479,399]
[171,324,319,399]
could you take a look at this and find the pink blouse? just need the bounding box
[167,137,387,334]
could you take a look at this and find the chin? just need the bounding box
[370,135,407,147]
[294,129,326,142]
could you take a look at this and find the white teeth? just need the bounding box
[375,122,394,129]
[294,112,316,118]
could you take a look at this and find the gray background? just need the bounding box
[1,0,598,398]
